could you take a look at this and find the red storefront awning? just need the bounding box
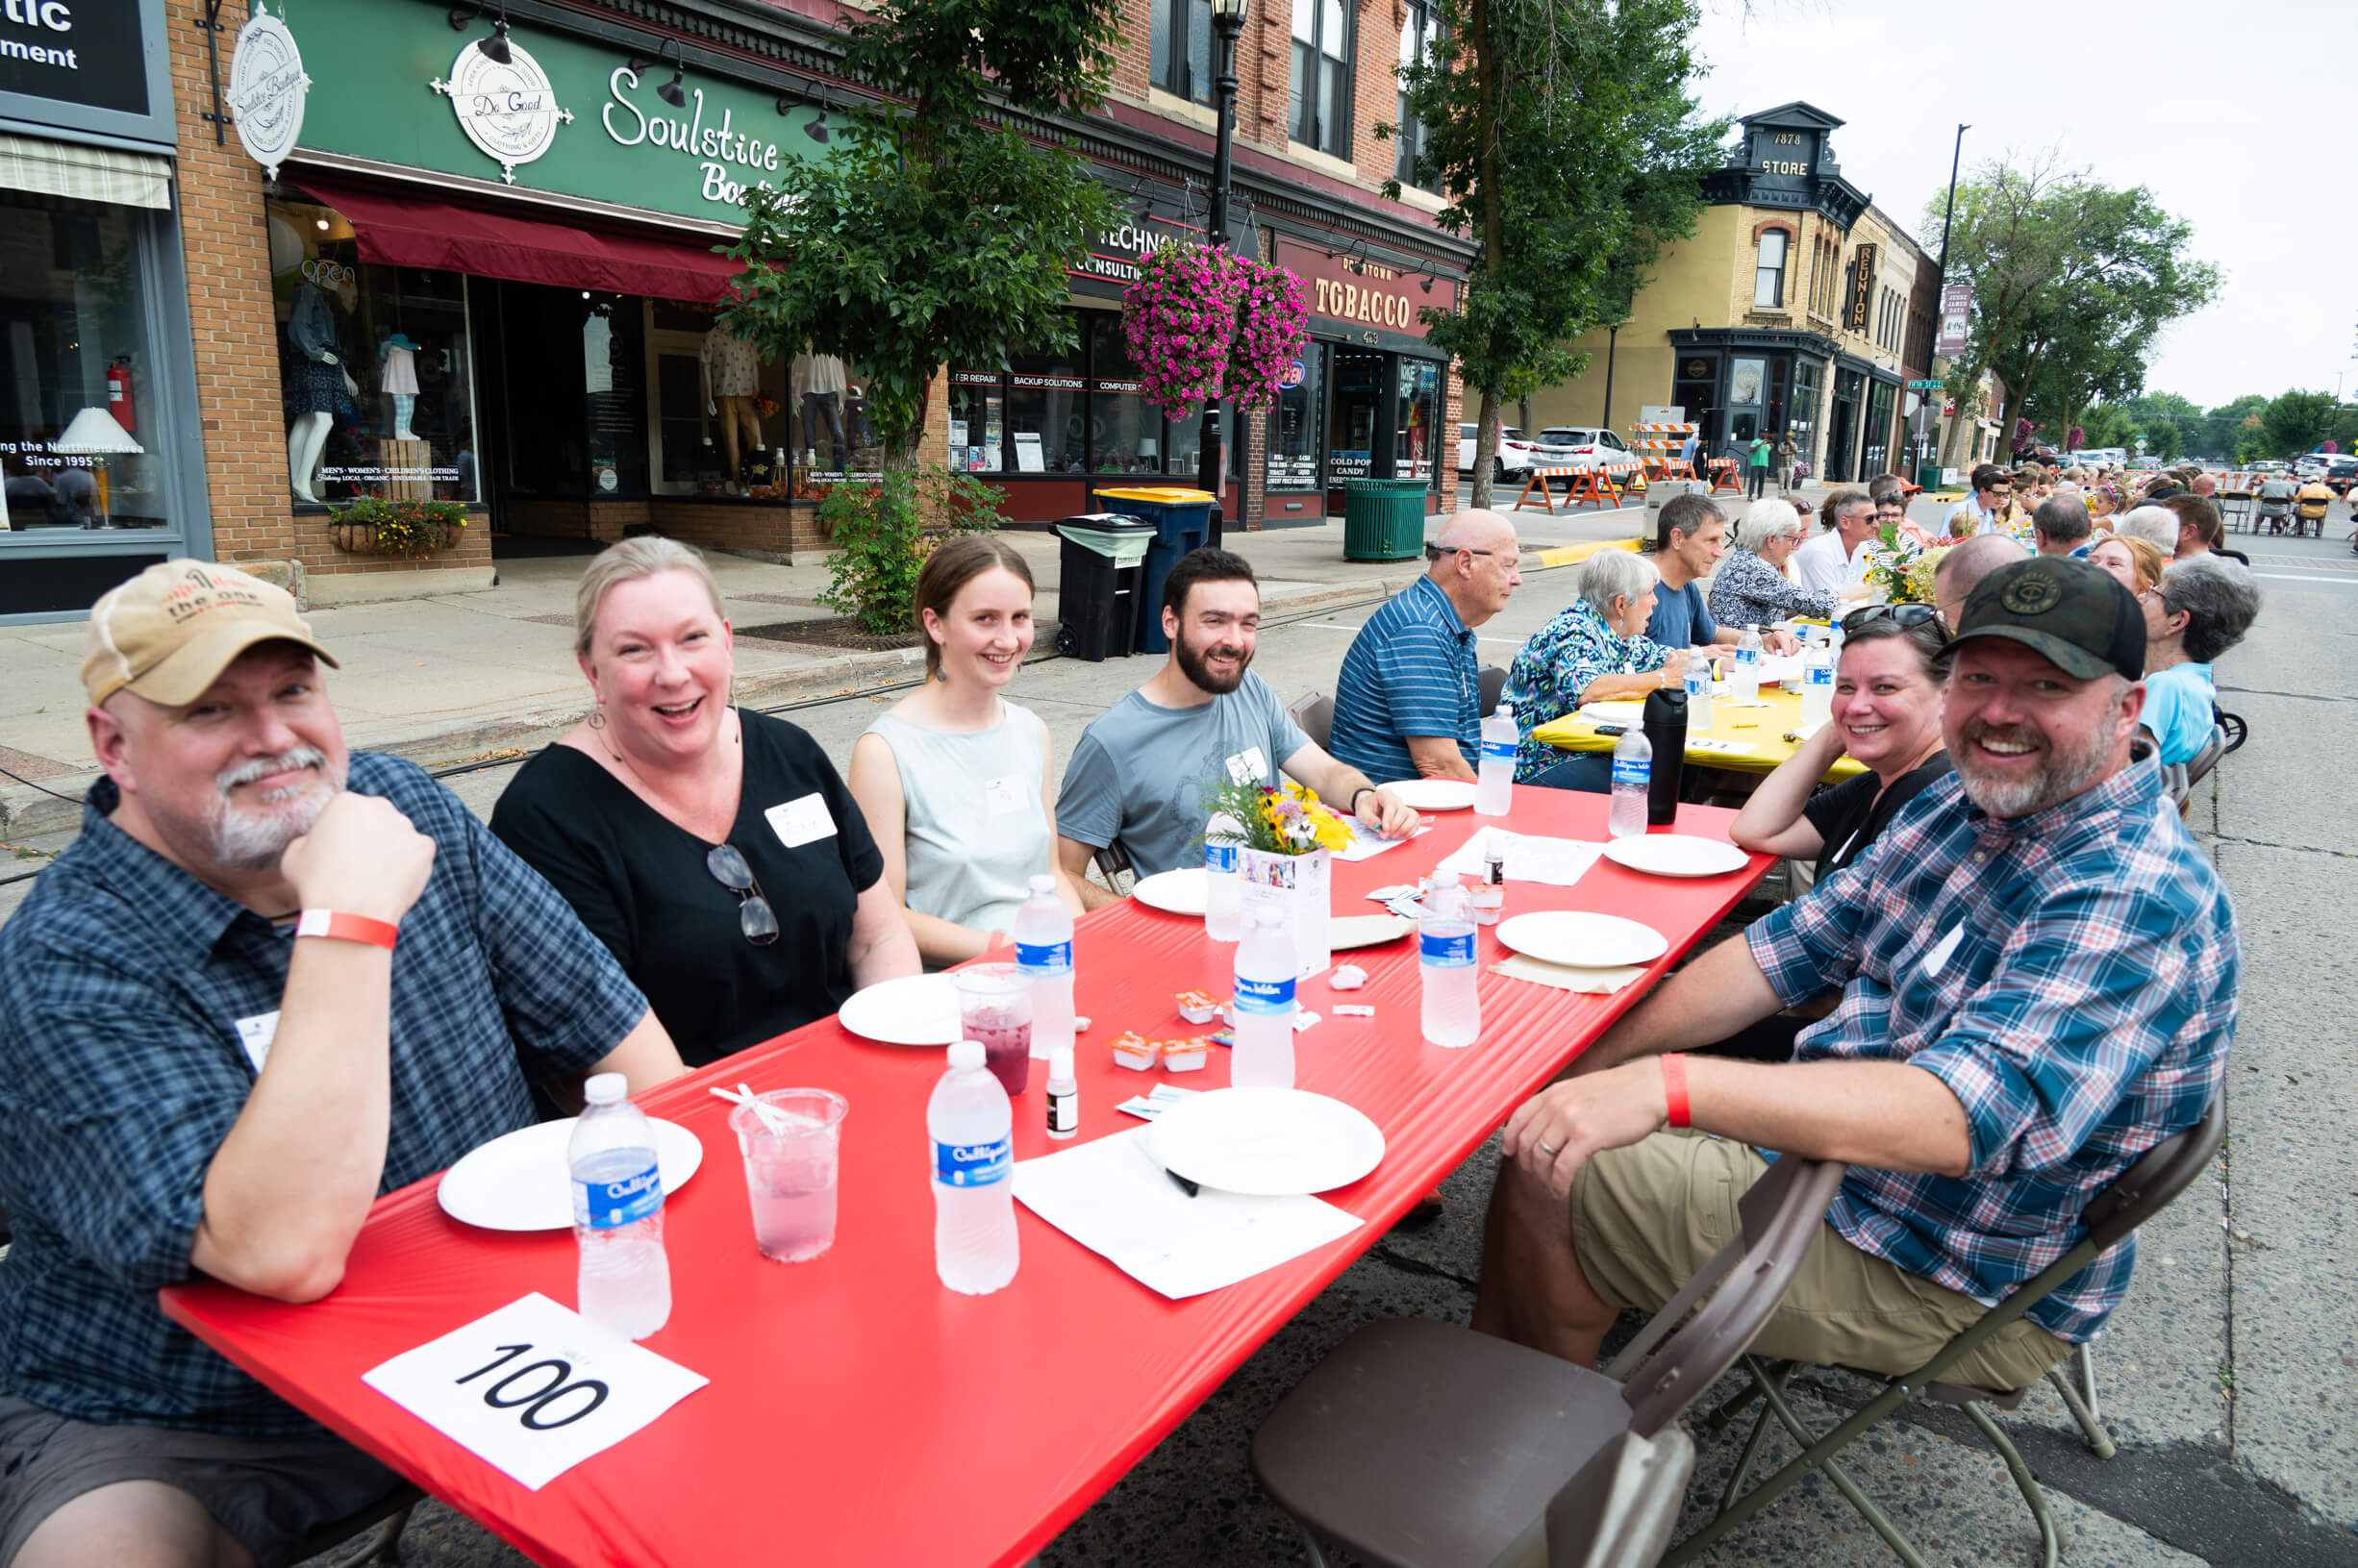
[291,172,744,304]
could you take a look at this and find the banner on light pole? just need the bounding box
[1936,284,1972,358]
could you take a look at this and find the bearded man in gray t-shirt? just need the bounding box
[1054,549,1421,907]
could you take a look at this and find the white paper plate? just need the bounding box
[1577,701,1646,726]
[1330,912,1413,950]
[439,1118,704,1232]
[1602,834,1751,878]
[1149,1088,1385,1197]
[839,972,963,1046]
[1378,778,1477,811]
[1133,867,1209,915]
[1495,910,1668,968]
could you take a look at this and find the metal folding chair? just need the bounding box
[1250,1154,1847,1568]
[1664,1099,2225,1568]
[1287,689,1335,753]
[294,1482,422,1564]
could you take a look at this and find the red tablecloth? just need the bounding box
[162,794,1768,1567]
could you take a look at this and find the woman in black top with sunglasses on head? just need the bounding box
[491,537,919,1067]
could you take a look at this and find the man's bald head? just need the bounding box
[1424,509,1522,627]
[1934,532,2029,632]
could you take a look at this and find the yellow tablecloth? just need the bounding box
[1532,684,1868,781]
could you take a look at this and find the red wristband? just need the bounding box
[1661,1053,1690,1130]
[294,909,399,952]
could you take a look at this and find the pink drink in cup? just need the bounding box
[953,964,1034,1097]
[728,1089,848,1262]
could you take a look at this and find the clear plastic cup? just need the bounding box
[728,1089,848,1263]
[952,964,1034,1096]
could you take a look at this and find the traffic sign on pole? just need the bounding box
[1907,379,1944,390]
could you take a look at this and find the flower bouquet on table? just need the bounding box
[1861,520,1947,606]
[1201,778,1342,979]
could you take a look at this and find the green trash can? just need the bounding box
[1343,478,1431,561]
[1916,461,1944,492]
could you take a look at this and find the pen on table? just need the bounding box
[1165,1167,1199,1199]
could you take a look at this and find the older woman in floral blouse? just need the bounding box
[1706,498,1841,632]
[1504,550,1689,791]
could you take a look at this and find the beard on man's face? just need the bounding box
[1952,711,2114,819]
[1174,625,1254,695]
[203,745,347,871]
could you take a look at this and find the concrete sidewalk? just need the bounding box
[0,505,1644,844]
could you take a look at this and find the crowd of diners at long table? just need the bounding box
[0,487,2245,1560]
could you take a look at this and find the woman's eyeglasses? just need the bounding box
[1841,603,1946,635]
[706,844,780,946]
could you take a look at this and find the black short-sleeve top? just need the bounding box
[491,710,886,1066]
[1799,751,1954,884]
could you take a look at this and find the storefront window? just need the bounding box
[948,373,1004,473]
[1727,356,1767,444]
[1393,359,1438,483]
[1267,349,1321,490]
[1086,314,1161,475]
[1862,380,1897,478]
[1008,336,1085,475]
[1163,402,1239,485]
[1327,349,1384,480]
[1789,358,1822,454]
[1,192,170,535]
[1670,352,1718,453]
[267,193,481,508]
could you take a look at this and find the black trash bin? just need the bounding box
[1052,515,1155,661]
[1093,486,1216,653]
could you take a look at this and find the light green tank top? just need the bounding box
[865,701,1050,934]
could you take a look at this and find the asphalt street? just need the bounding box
[4,501,2353,1567]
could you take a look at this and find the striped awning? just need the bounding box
[0,134,172,211]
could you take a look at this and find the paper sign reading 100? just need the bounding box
[363,1293,709,1490]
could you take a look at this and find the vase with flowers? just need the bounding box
[1201,776,1347,979]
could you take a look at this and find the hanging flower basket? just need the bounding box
[1122,242,1244,421]
[1224,258,1310,411]
[326,495,467,559]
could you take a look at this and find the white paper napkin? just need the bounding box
[1013,1129,1363,1299]
[1434,827,1607,887]
[1488,955,1647,994]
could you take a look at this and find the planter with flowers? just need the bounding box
[1122,243,1310,425]
[1203,777,1347,978]
[325,496,467,559]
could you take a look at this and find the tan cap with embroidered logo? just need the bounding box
[81,560,339,708]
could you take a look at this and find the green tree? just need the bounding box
[2139,416,2184,460]
[1388,0,1724,507]
[718,0,1123,465]
[2259,389,2336,460]
[1926,154,2218,469]
[2195,394,2268,461]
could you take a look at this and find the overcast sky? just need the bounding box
[1686,0,2356,411]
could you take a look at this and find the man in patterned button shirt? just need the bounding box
[1472,557,2235,1392]
[0,562,686,1567]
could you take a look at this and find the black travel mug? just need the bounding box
[1642,686,1688,826]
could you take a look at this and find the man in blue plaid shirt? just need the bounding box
[0,563,686,1567]
[1474,557,2236,1392]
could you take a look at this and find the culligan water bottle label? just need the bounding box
[1206,842,1238,872]
[1684,666,1708,692]
[572,1165,663,1230]
[933,1135,1013,1187]
[1611,756,1649,790]
[1016,939,1072,975]
[1807,664,1833,689]
[1236,973,1296,1014]
[1419,930,1477,967]
[1481,737,1517,765]
[1736,647,1760,668]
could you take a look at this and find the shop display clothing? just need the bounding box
[286,284,353,416]
[700,326,762,399]
[378,344,417,395]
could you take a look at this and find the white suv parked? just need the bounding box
[1535,427,1638,468]
[1458,423,1542,481]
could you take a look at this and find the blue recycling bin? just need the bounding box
[1093,486,1215,653]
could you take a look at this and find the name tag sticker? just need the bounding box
[234,1011,280,1073]
[362,1292,707,1492]
[1920,923,1965,980]
[1223,746,1268,785]
[765,792,836,849]
[984,774,1028,816]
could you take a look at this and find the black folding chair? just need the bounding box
[294,1482,422,1564]
[1664,1099,2225,1568]
[1479,663,1509,719]
[1250,1154,1847,1568]
[1287,688,1336,753]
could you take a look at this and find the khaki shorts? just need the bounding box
[0,1396,400,1568]
[1569,1131,2071,1393]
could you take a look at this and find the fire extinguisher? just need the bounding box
[107,356,135,435]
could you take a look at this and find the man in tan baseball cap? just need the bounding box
[80,560,338,708]
[0,563,684,1567]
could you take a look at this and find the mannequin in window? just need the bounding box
[380,333,422,440]
[842,382,873,455]
[286,276,358,504]
[793,344,848,472]
[700,322,765,489]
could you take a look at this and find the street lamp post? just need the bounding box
[1194,0,1249,539]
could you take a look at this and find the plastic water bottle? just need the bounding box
[1014,874,1074,1059]
[1799,638,1835,727]
[1418,876,1481,1048]
[570,1074,670,1340]
[1203,811,1242,942]
[1729,625,1764,703]
[930,1039,1018,1295]
[1231,906,1298,1089]
[1608,726,1652,838]
[1681,656,1714,732]
[1474,702,1517,816]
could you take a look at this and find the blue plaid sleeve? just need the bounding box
[1906,878,2221,1178]
[1746,873,1868,1007]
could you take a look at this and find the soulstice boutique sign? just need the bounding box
[224,0,307,181]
